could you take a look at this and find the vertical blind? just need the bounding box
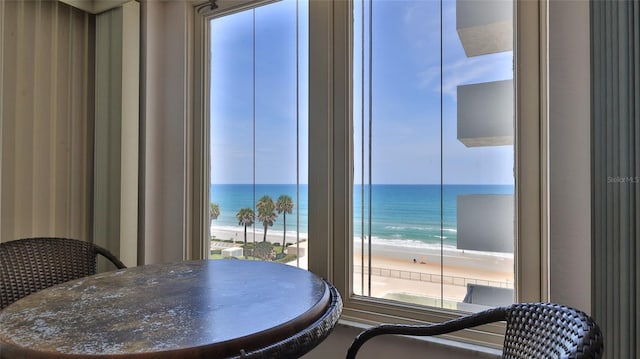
[592,0,640,357]
[0,0,94,242]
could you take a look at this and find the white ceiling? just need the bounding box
[59,0,132,14]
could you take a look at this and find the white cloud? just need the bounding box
[418,54,513,100]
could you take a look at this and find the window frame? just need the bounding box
[191,0,281,261]
[192,0,547,348]
[308,0,547,347]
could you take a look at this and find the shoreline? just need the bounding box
[211,226,514,303]
[210,226,513,274]
[211,226,307,246]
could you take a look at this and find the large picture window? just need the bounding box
[197,0,543,347]
[204,0,309,268]
[353,0,515,312]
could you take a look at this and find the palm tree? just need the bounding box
[210,202,220,228]
[256,195,278,242]
[275,195,294,253]
[236,208,254,258]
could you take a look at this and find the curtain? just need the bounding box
[0,0,94,242]
[592,1,640,357]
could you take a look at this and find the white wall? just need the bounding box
[547,0,591,313]
[140,0,192,264]
[93,1,140,268]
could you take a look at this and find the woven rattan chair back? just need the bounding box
[502,303,602,358]
[0,237,126,310]
[346,302,603,359]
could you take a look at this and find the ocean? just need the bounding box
[210,184,514,249]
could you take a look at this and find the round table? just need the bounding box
[0,260,342,358]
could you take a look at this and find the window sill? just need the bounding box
[336,319,502,358]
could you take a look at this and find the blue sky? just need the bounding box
[210,0,513,185]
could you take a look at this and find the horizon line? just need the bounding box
[210,183,515,186]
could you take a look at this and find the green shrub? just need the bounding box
[254,242,276,261]
[275,253,298,263]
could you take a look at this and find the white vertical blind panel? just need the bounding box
[119,1,140,267]
[93,1,139,268]
[0,1,94,242]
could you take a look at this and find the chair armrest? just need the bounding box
[346,306,507,359]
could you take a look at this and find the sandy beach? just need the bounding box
[211,226,307,246]
[211,226,514,306]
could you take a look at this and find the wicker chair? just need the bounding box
[0,237,126,310]
[346,302,603,359]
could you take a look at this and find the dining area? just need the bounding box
[0,237,604,359]
[0,0,632,357]
[0,238,343,358]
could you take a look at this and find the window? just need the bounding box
[201,0,309,268]
[196,0,544,347]
[308,0,544,347]
[353,0,515,311]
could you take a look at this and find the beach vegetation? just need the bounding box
[236,207,255,258]
[275,253,297,263]
[210,202,220,223]
[275,195,294,253]
[256,195,278,242]
[211,238,235,244]
[253,241,276,261]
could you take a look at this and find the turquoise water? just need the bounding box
[210,184,513,247]
[210,184,309,236]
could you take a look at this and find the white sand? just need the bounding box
[211,226,514,304]
[211,226,306,246]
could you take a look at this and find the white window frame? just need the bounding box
[192,0,547,348]
[191,0,282,261]
[308,0,547,347]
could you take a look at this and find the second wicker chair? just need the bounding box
[0,237,126,310]
[346,302,603,358]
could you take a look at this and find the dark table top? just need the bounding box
[0,260,342,358]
